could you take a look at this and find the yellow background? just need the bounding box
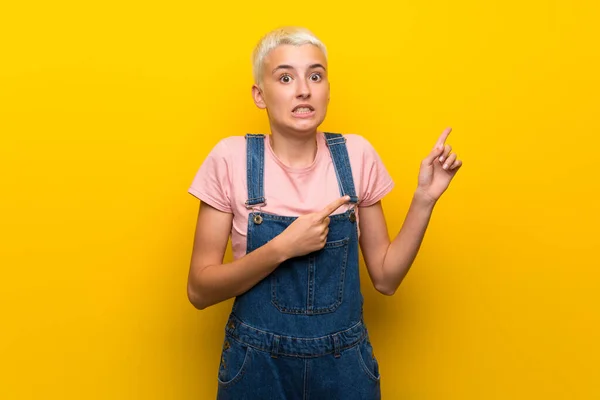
[1,0,599,398]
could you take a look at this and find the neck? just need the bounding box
[269,127,318,168]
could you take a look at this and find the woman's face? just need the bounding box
[253,44,330,136]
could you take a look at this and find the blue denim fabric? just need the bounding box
[217,133,380,399]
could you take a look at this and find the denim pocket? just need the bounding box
[217,336,251,387]
[271,237,349,314]
[356,337,381,382]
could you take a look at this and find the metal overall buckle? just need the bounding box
[245,200,265,225]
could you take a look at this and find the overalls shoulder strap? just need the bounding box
[323,133,359,204]
[244,134,266,208]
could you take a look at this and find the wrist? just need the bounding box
[269,235,291,263]
[413,188,437,209]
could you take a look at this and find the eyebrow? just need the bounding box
[271,64,327,74]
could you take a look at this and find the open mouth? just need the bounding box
[292,105,315,115]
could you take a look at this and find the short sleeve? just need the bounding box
[356,136,394,207]
[188,139,232,213]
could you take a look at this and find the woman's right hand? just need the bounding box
[276,196,351,259]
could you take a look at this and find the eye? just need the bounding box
[310,73,322,82]
[279,74,292,83]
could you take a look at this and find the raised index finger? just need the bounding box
[435,127,452,148]
[318,196,351,219]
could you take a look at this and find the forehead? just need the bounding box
[263,44,327,69]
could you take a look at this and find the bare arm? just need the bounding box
[359,127,462,295]
[358,193,435,295]
[186,202,289,309]
[187,197,351,310]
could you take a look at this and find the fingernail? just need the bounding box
[439,156,444,162]
[443,164,448,170]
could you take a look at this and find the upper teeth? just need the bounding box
[295,107,311,113]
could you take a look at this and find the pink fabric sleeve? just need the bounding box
[188,139,232,213]
[357,136,395,207]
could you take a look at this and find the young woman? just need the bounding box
[187,26,462,399]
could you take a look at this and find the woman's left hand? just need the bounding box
[416,127,463,203]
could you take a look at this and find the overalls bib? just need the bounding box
[216,133,381,400]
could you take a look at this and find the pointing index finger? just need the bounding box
[435,127,452,149]
[318,196,351,219]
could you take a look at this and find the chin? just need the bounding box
[291,116,325,133]
[294,123,320,132]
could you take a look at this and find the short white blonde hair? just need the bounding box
[252,26,328,87]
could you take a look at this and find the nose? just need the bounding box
[296,78,311,99]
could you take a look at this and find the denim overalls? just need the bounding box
[216,133,381,400]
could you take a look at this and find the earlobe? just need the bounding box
[252,84,267,109]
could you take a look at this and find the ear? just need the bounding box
[252,84,267,109]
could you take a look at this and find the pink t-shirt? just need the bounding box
[188,132,394,260]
